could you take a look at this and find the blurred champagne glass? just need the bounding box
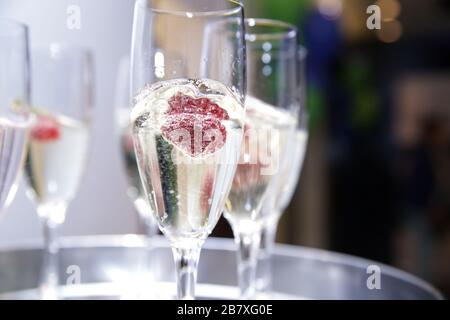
[25,44,93,299]
[224,19,299,299]
[115,56,159,298]
[0,19,31,231]
[116,56,158,239]
[256,46,309,296]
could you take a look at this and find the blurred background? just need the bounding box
[0,0,449,297]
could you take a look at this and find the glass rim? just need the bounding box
[245,18,298,42]
[0,18,28,36]
[141,0,243,17]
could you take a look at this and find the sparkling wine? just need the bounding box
[273,129,308,213]
[0,118,29,212]
[224,96,297,227]
[131,79,244,245]
[25,113,89,220]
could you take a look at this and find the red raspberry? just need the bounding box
[167,94,229,120]
[161,93,229,157]
[161,114,227,157]
[30,115,60,142]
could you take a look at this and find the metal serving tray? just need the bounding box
[0,235,443,300]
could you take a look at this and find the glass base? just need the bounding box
[0,282,303,300]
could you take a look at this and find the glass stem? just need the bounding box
[234,229,261,300]
[257,215,279,294]
[171,241,203,300]
[40,218,59,300]
[136,205,159,299]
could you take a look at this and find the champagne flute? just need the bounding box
[0,19,30,227]
[25,44,93,299]
[130,0,246,300]
[224,19,299,299]
[256,46,309,295]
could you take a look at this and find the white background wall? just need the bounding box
[0,0,140,243]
